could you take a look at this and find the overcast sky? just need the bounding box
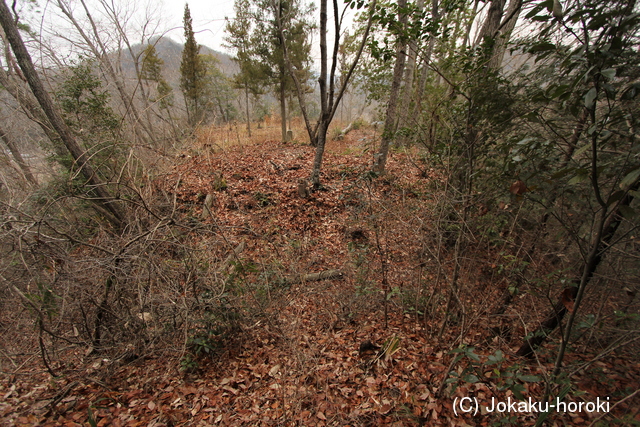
[162,0,357,61]
[163,0,237,53]
[18,0,357,65]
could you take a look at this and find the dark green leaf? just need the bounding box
[584,87,597,108]
[550,84,570,99]
[529,42,556,53]
[466,350,481,362]
[619,206,637,219]
[620,167,640,190]
[607,190,625,206]
[551,167,574,180]
[525,2,550,19]
[517,374,541,382]
[601,68,616,80]
[574,143,591,157]
[568,169,589,185]
[463,374,480,383]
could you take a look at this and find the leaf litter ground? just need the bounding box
[1,125,638,426]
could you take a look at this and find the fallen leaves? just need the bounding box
[2,127,639,427]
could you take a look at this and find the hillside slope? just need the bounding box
[1,124,638,426]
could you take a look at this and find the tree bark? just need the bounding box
[310,119,328,187]
[412,0,439,124]
[282,0,376,185]
[310,0,329,186]
[396,0,425,146]
[0,65,65,158]
[0,124,37,185]
[0,0,124,229]
[245,85,252,137]
[474,0,506,48]
[487,0,522,70]
[279,72,287,142]
[372,0,408,174]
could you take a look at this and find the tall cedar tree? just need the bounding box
[254,0,314,142]
[225,0,267,137]
[180,4,206,127]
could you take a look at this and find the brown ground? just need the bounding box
[1,121,638,426]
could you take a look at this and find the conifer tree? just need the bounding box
[226,0,314,142]
[141,44,174,111]
[224,0,269,136]
[180,3,206,127]
[260,0,314,142]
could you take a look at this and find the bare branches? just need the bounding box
[0,0,125,229]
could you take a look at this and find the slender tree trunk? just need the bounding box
[311,120,328,186]
[310,0,329,187]
[0,0,124,229]
[245,85,252,137]
[396,0,424,146]
[279,73,287,142]
[0,66,66,158]
[475,0,506,48]
[0,125,37,185]
[412,0,439,123]
[285,0,376,185]
[487,0,522,69]
[372,0,408,174]
[463,0,480,47]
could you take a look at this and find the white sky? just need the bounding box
[162,0,357,61]
[163,0,237,53]
[18,0,358,66]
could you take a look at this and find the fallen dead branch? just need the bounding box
[283,269,344,285]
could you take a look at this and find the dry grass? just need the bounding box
[188,117,371,153]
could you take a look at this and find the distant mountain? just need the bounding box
[121,36,238,85]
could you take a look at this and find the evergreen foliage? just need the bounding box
[141,44,174,110]
[225,0,314,140]
[180,3,207,127]
[55,60,123,180]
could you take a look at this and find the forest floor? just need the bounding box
[1,123,639,426]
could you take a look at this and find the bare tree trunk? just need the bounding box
[245,85,252,137]
[310,0,329,186]
[474,0,506,48]
[279,72,287,142]
[0,124,37,185]
[463,0,480,47]
[396,0,425,146]
[281,0,376,186]
[412,0,439,123]
[0,0,124,229]
[0,65,65,158]
[487,0,522,69]
[310,120,328,186]
[372,0,408,174]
